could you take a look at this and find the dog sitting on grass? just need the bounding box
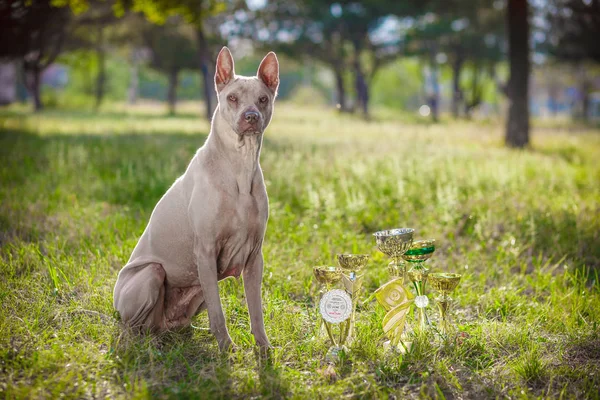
[113,47,278,352]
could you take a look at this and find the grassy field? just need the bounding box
[1,102,599,399]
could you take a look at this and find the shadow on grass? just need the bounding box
[109,325,291,398]
[111,326,235,398]
[507,208,600,276]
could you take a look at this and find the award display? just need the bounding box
[313,228,464,362]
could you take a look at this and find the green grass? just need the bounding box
[1,101,599,399]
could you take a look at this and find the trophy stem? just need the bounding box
[409,264,430,331]
[323,320,338,347]
[436,294,453,335]
[346,302,356,344]
[388,259,407,283]
[339,318,351,345]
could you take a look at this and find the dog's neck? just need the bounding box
[206,107,263,195]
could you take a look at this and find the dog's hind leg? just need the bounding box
[113,263,167,330]
[163,286,205,329]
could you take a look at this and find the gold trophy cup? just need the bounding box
[428,273,462,336]
[337,254,369,344]
[313,266,353,361]
[373,228,415,283]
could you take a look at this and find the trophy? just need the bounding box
[404,239,436,331]
[372,228,415,352]
[373,228,415,283]
[428,273,462,336]
[374,277,414,352]
[337,254,369,343]
[313,266,353,361]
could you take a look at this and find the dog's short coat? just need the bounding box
[113,47,278,351]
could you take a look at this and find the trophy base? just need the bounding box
[383,340,412,354]
[325,345,348,362]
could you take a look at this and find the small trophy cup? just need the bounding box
[373,228,415,283]
[337,254,369,343]
[404,239,436,331]
[313,266,353,361]
[428,273,462,336]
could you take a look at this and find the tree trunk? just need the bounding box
[547,81,559,116]
[451,57,463,118]
[466,64,482,119]
[25,66,43,112]
[505,0,530,148]
[333,63,347,112]
[428,61,440,122]
[352,42,369,119]
[0,62,17,105]
[582,86,590,121]
[195,27,214,121]
[356,71,369,118]
[128,59,138,105]
[580,71,590,121]
[167,68,179,115]
[95,24,106,110]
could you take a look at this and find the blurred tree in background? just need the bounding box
[0,0,599,146]
[406,0,504,120]
[548,0,600,121]
[0,0,73,111]
[141,17,198,114]
[124,0,228,119]
[505,0,530,148]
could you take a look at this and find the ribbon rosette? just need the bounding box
[374,278,414,346]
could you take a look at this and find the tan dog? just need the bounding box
[113,47,278,351]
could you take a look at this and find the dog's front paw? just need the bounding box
[253,331,270,348]
[254,336,272,357]
[217,337,237,353]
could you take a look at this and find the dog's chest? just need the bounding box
[217,192,267,278]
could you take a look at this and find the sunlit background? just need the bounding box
[1,0,598,133]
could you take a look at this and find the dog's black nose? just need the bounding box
[244,111,259,124]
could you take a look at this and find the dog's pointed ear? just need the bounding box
[215,46,235,93]
[257,52,279,95]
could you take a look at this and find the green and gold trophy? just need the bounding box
[404,239,436,331]
[428,273,462,336]
[313,266,353,361]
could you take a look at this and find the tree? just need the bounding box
[0,0,73,111]
[406,1,504,120]
[547,0,600,120]
[243,0,428,119]
[505,0,530,148]
[142,18,198,114]
[247,0,352,112]
[339,1,423,119]
[127,0,227,120]
[69,1,119,109]
[57,0,227,119]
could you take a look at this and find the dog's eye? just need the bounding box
[259,96,268,104]
[228,95,237,102]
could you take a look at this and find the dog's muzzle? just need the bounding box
[237,111,263,135]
